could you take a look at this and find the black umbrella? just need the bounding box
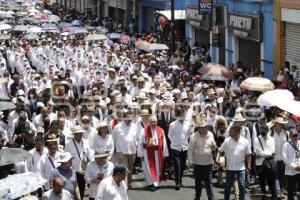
[0,148,32,166]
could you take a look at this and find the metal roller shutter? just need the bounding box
[195,29,210,49]
[285,23,300,67]
[238,38,261,69]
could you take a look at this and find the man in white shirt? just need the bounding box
[27,135,48,173]
[219,125,251,200]
[282,131,300,200]
[112,110,138,188]
[168,107,192,190]
[270,117,289,192]
[64,125,93,199]
[42,176,72,200]
[96,164,129,200]
[85,151,114,200]
[254,125,277,199]
[188,116,216,200]
[37,136,62,191]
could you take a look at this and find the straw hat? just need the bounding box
[137,76,145,82]
[274,117,287,124]
[140,109,150,116]
[232,113,246,122]
[98,121,108,129]
[206,88,216,95]
[46,134,58,143]
[162,92,173,100]
[71,125,84,134]
[136,92,147,100]
[58,152,73,163]
[94,150,110,158]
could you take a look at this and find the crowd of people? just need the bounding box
[1,1,300,200]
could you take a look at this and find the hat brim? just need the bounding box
[94,153,110,158]
[274,120,288,124]
[58,157,74,163]
[72,130,84,134]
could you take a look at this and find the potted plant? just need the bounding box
[249,186,265,200]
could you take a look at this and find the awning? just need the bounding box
[156,10,186,20]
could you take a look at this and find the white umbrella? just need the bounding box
[27,26,44,33]
[240,77,275,92]
[70,27,88,35]
[12,25,29,32]
[95,26,108,33]
[148,43,169,51]
[22,33,39,40]
[257,89,294,107]
[0,23,12,31]
[107,32,121,39]
[0,172,47,200]
[85,34,108,41]
[276,100,300,117]
[0,34,10,40]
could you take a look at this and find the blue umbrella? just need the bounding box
[107,32,121,39]
[42,23,58,30]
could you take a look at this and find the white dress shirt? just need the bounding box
[271,130,289,161]
[112,122,138,154]
[188,131,216,165]
[26,148,48,173]
[84,160,114,198]
[254,135,275,166]
[282,140,300,176]
[168,119,192,151]
[96,176,128,200]
[220,137,251,171]
[37,152,61,190]
[64,138,93,173]
[92,134,115,156]
[42,188,72,200]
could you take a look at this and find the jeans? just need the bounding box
[287,174,300,200]
[224,170,246,200]
[172,149,187,185]
[194,164,214,200]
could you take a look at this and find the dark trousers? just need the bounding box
[256,165,277,197]
[287,174,300,200]
[172,149,187,185]
[276,161,286,190]
[76,172,85,199]
[194,164,214,200]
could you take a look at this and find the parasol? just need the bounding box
[12,25,29,32]
[0,148,31,166]
[85,34,108,41]
[71,19,84,26]
[120,35,130,41]
[95,26,108,33]
[0,34,11,40]
[257,89,294,107]
[0,172,47,200]
[199,63,234,80]
[107,32,121,39]
[0,23,12,31]
[26,26,44,34]
[240,77,275,92]
[22,33,39,40]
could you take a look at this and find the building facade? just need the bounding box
[185,0,274,79]
[274,0,300,79]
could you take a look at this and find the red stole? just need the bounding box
[144,125,165,181]
[112,119,118,129]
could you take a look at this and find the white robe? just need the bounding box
[137,127,169,186]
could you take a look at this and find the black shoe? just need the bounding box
[175,184,180,190]
[180,183,184,187]
[148,185,156,192]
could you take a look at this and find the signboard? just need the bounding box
[228,12,263,42]
[198,0,214,14]
[186,6,211,30]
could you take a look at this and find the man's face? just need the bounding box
[53,180,64,194]
[48,144,57,155]
[149,118,157,129]
[198,126,207,135]
[35,141,44,151]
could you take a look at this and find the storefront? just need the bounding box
[274,1,300,79]
[186,6,211,50]
[228,12,263,70]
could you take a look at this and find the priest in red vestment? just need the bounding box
[137,115,169,191]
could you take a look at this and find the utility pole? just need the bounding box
[170,0,175,53]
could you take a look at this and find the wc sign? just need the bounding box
[198,0,214,14]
